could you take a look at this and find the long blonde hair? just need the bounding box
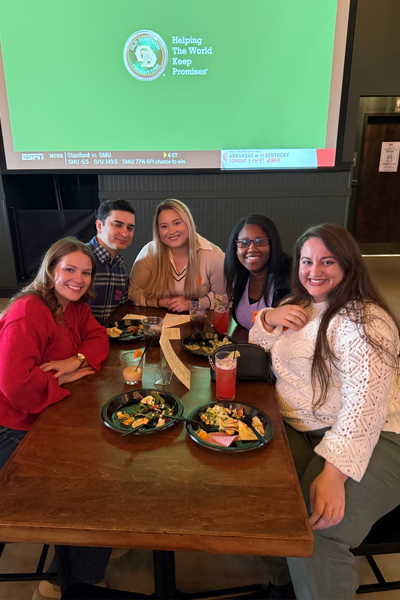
[144,199,200,300]
[1,237,97,322]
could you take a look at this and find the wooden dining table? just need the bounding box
[0,306,313,598]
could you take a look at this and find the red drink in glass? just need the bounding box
[215,350,237,401]
[214,308,229,334]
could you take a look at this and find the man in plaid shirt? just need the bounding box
[87,200,135,325]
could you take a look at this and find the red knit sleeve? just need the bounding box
[75,303,109,370]
[0,318,70,415]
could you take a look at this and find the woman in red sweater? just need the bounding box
[0,237,111,600]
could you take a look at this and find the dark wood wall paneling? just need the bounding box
[99,171,351,272]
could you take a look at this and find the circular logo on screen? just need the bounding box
[123,30,168,81]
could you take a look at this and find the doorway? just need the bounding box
[352,98,400,254]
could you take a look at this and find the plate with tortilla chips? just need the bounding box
[105,319,144,342]
[185,401,274,453]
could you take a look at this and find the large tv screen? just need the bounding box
[0,0,352,172]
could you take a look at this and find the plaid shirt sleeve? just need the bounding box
[120,279,129,305]
[87,238,131,325]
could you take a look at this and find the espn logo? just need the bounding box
[21,153,44,161]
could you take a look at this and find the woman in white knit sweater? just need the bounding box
[249,223,400,600]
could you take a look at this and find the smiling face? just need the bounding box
[236,224,270,274]
[96,210,135,258]
[52,251,93,309]
[157,209,189,249]
[299,237,345,302]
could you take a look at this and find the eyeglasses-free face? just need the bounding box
[52,251,93,309]
[299,237,344,303]
[158,209,189,249]
[235,224,271,274]
[96,210,135,258]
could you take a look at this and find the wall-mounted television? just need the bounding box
[0,0,353,173]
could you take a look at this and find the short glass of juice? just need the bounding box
[120,351,143,385]
[214,348,237,401]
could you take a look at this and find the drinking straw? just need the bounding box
[195,327,212,347]
[135,348,147,371]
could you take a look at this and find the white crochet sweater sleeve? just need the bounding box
[248,308,283,350]
[314,307,399,481]
[249,304,400,482]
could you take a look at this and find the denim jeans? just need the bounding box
[0,425,27,470]
[0,425,112,585]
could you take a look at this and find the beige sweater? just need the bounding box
[249,302,400,481]
[128,235,226,308]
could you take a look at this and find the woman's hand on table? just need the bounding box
[263,305,309,332]
[58,366,96,386]
[157,298,171,309]
[166,296,192,312]
[309,461,348,530]
[158,296,191,312]
[39,356,84,379]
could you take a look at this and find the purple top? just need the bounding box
[235,276,274,330]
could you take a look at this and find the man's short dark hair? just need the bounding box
[96,200,135,225]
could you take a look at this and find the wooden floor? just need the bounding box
[0,255,399,599]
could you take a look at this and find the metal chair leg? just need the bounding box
[356,556,400,594]
[0,542,57,583]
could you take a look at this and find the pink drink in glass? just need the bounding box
[215,350,237,401]
[214,308,229,334]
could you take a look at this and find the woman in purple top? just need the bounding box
[224,215,292,329]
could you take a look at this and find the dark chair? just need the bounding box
[0,542,57,583]
[351,504,400,594]
[9,208,96,282]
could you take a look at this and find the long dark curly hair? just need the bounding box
[287,224,400,411]
[1,237,97,322]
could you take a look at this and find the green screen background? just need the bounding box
[0,0,338,152]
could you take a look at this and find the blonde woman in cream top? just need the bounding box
[129,199,225,311]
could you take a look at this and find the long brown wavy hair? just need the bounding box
[1,237,97,323]
[286,224,400,412]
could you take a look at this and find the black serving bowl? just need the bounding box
[101,388,184,435]
[186,401,274,453]
[180,332,235,357]
[105,319,144,341]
